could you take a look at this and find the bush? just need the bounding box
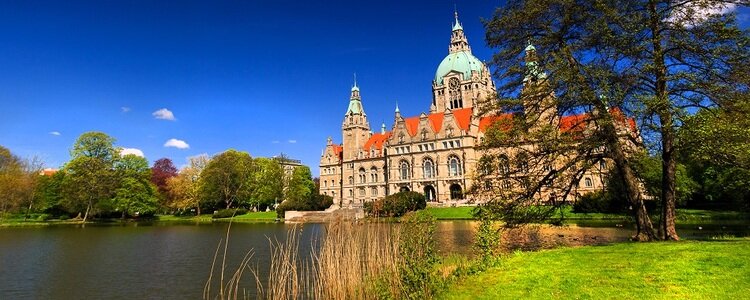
[366,191,426,217]
[399,211,439,298]
[572,191,624,213]
[212,208,248,219]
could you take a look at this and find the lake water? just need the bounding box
[1,220,747,299]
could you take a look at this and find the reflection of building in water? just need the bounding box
[319,11,639,208]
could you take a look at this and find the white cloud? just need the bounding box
[669,2,737,27]
[121,106,131,113]
[164,138,190,149]
[121,148,145,157]
[288,140,297,144]
[49,131,61,136]
[152,108,176,121]
[271,140,280,144]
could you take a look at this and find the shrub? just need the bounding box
[573,191,623,213]
[366,191,426,217]
[212,208,248,219]
[399,211,439,298]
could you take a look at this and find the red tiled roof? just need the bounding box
[332,144,343,161]
[479,113,513,132]
[452,108,473,131]
[560,114,588,132]
[404,117,420,136]
[364,132,391,151]
[428,113,444,132]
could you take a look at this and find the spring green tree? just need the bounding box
[112,154,157,218]
[200,150,254,209]
[250,157,284,209]
[61,132,118,222]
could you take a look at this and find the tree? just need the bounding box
[62,132,119,222]
[0,146,43,216]
[150,158,178,207]
[482,0,750,240]
[285,166,315,203]
[249,157,284,210]
[200,150,254,209]
[112,154,157,218]
[166,155,209,215]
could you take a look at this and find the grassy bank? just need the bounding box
[443,239,750,299]
[0,211,278,227]
[425,206,750,222]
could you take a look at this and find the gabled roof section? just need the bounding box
[332,144,343,161]
[404,117,420,136]
[364,132,391,151]
[428,112,444,132]
[560,114,589,133]
[452,108,473,131]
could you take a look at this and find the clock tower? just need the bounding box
[431,11,495,114]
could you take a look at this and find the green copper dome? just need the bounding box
[434,51,484,84]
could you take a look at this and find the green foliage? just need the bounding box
[212,208,248,219]
[249,157,284,209]
[199,149,254,209]
[366,191,426,217]
[71,131,117,161]
[285,166,316,202]
[473,210,502,261]
[572,191,621,214]
[111,155,158,217]
[398,211,439,299]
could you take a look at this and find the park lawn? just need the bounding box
[426,206,476,220]
[424,206,749,222]
[443,239,750,300]
[156,211,277,223]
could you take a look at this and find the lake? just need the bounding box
[1,220,748,299]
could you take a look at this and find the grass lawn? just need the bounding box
[424,206,749,222]
[443,239,750,299]
[426,206,476,220]
[156,211,278,223]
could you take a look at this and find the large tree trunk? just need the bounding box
[602,114,658,241]
[82,201,91,223]
[649,0,679,241]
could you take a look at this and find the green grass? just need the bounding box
[426,206,476,220]
[424,206,749,222]
[156,211,278,223]
[442,239,750,299]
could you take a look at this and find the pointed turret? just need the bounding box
[449,10,471,54]
[524,41,546,83]
[342,78,370,160]
[381,122,386,134]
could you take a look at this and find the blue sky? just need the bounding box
[1,1,747,176]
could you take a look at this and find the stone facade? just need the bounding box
[319,13,635,208]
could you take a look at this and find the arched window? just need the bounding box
[423,158,435,179]
[584,177,593,187]
[399,161,410,180]
[348,176,353,185]
[516,153,529,173]
[498,155,510,176]
[358,168,366,183]
[448,156,462,177]
[323,180,327,188]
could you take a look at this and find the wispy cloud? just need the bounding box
[669,3,737,27]
[49,131,61,136]
[271,140,280,144]
[152,108,176,121]
[288,140,297,144]
[120,148,145,157]
[121,106,131,113]
[164,138,190,149]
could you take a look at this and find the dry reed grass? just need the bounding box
[204,221,408,300]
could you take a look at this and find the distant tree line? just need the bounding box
[0,131,328,221]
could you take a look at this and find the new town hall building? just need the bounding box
[319,13,632,207]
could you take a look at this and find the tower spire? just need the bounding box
[449,9,469,53]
